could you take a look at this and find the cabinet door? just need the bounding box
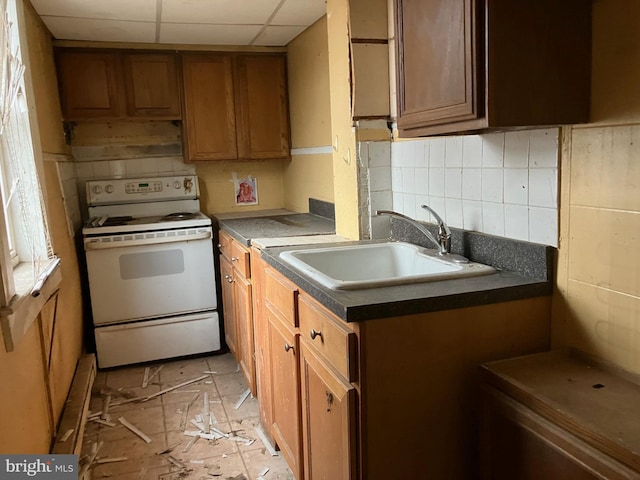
[268,310,303,480]
[182,54,238,162]
[235,272,256,395]
[220,255,237,357]
[56,51,124,119]
[235,55,290,160]
[395,0,480,130]
[123,53,181,118]
[300,341,358,480]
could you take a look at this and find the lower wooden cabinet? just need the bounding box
[252,254,552,479]
[219,255,237,356]
[218,230,255,394]
[267,308,303,479]
[299,340,358,480]
[479,351,640,480]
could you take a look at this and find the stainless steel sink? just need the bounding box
[279,242,495,290]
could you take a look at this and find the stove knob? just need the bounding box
[173,181,181,189]
[105,184,114,194]
[92,185,103,194]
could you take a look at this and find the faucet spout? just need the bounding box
[375,209,446,254]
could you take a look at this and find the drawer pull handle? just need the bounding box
[284,344,294,353]
[310,329,322,340]
[231,256,239,262]
[226,275,234,283]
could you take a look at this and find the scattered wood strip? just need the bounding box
[144,374,210,400]
[190,419,206,431]
[143,365,164,388]
[59,429,74,442]
[156,442,181,455]
[90,418,117,427]
[257,466,269,476]
[101,395,111,421]
[233,388,251,410]
[53,354,96,456]
[179,393,200,431]
[203,392,210,434]
[167,455,187,469]
[79,440,103,477]
[254,425,278,457]
[96,456,128,464]
[142,367,151,388]
[182,434,200,453]
[119,417,152,443]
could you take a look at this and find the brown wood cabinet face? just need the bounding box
[394,0,591,136]
[267,309,303,480]
[480,387,636,480]
[235,55,290,160]
[220,255,237,357]
[300,341,358,480]
[395,0,479,130]
[182,54,238,162]
[123,53,181,118]
[57,51,124,119]
[235,273,256,395]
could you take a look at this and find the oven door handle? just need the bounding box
[84,231,212,250]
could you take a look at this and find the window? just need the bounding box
[0,0,59,352]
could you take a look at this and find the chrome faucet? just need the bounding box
[376,205,451,255]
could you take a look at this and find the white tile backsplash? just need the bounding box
[481,169,504,203]
[368,141,391,168]
[382,127,559,246]
[503,168,528,205]
[482,132,505,168]
[429,137,446,167]
[445,137,463,167]
[462,135,482,167]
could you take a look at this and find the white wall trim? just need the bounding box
[290,146,333,155]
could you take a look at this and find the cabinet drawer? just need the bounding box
[231,241,251,278]
[264,267,298,329]
[218,230,233,262]
[298,294,357,382]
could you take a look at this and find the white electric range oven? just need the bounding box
[82,175,221,368]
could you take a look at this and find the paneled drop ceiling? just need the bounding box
[31,0,327,46]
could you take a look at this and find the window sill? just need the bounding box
[0,258,62,352]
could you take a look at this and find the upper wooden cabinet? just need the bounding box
[182,53,290,163]
[122,54,181,118]
[56,50,181,121]
[394,0,592,137]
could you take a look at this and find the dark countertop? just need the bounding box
[259,241,553,322]
[215,212,336,247]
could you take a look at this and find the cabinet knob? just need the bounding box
[231,256,239,262]
[226,275,234,283]
[217,243,223,249]
[310,329,322,340]
[284,344,294,353]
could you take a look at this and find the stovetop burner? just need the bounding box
[161,212,197,221]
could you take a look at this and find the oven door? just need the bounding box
[84,227,217,325]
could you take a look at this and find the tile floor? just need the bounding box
[82,353,294,480]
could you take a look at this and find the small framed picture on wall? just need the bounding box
[234,176,258,206]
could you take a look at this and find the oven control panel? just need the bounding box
[86,175,199,206]
[125,180,163,194]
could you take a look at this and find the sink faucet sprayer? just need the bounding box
[376,205,467,262]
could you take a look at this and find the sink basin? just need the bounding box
[279,242,496,290]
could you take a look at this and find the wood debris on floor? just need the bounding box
[79,353,295,480]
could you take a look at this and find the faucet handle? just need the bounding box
[420,205,451,236]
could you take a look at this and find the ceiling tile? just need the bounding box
[31,0,157,22]
[159,23,263,45]
[271,0,326,26]
[40,17,157,43]
[252,25,307,46]
[161,0,281,24]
